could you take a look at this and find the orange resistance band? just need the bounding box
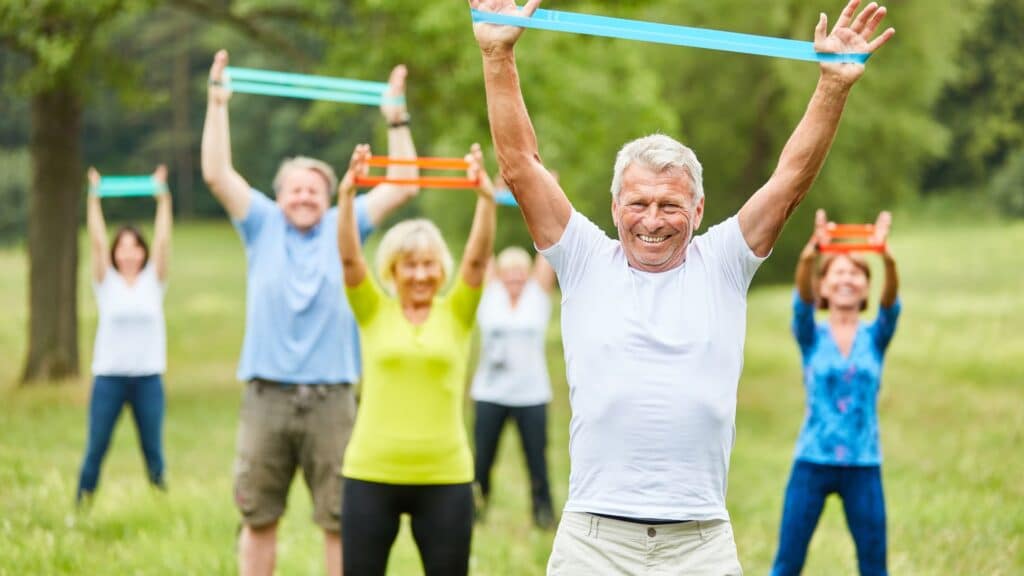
[818,223,885,254]
[355,156,479,189]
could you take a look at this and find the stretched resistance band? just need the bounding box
[818,223,885,254]
[92,176,167,198]
[355,157,480,189]
[470,8,869,64]
[224,67,403,106]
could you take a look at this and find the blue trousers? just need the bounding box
[77,374,165,499]
[771,460,887,576]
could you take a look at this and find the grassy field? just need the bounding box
[0,210,1022,575]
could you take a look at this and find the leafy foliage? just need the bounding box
[0,0,1015,269]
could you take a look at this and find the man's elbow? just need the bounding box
[497,151,540,183]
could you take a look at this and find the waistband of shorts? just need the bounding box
[249,378,351,391]
[561,511,727,542]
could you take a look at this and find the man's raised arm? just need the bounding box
[739,0,894,257]
[470,0,571,249]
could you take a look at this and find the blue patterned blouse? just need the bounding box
[791,291,901,466]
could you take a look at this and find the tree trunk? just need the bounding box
[21,82,82,384]
[172,24,194,217]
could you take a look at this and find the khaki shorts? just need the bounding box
[547,511,743,575]
[233,380,356,532]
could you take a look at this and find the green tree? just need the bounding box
[0,0,334,383]
[315,0,676,251]
[643,0,969,279]
[925,0,1024,201]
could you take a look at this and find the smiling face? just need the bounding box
[112,229,148,278]
[819,254,871,312]
[611,163,704,273]
[394,249,445,308]
[499,264,530,301]
[276,167,331,232]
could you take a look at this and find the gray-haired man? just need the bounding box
[469,0,894,572]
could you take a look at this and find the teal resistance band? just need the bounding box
[94,176,167,198]
[224,67,404,106]
[470,8,869,64]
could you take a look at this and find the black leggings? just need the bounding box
[474,401,553,517]
[341,478,473,576]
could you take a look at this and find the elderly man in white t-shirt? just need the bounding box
[469,0,894,572]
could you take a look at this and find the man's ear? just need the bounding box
[692,195,705,231]
[611,196,619,228]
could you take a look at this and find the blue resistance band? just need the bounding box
[94,176,167,198]
[225,67,404,106]
[495,189,518,207]
[470,8,869,64]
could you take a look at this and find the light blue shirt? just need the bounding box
[233,189,373,384]
[792,291,901,465]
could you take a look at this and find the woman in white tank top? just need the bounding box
[471,247,557,528]
[76,165,172,505]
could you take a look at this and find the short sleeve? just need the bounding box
[538,210,609,295]
[792,290,818,355]
[92,266,116,298]
[232,189,277,246]
[699,215,768,295]
[526,280,551,323]
[345,275,383,326]
[139,263,168,298]
[869,298,902,352]
[354,194,375,243]
[447,277,484,330]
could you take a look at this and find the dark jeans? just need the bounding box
[341,478,473,576]
[771,460,888,576]
[473,401,553,523]
[77,374,165,500]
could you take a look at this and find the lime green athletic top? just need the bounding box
[342,275,482,484]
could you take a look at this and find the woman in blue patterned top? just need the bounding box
[771,209,901,576]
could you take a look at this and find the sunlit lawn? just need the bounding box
[1,211,1022,574]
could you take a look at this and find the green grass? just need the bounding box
[1,213,1022,575]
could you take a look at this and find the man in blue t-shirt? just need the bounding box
[202,50,420,576]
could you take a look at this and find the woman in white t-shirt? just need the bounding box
[471,247,557,528]
[76,165,172,505]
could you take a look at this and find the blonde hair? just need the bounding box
[272,156,338,198]
[496,246,532,272]
[376,219,454,294]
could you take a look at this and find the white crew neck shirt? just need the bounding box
[91,264,167,376]
[471,279,552,406]
[540,211,766,521]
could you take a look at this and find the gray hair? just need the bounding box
[610,134,704,205]
[272,156,338,198]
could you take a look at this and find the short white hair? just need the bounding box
[496,246,532,272]
[376,219,454,295]
[272,156,338,198]
[610,134,704,205]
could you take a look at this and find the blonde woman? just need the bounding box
[472,247,557,528]
[337,143,495,576]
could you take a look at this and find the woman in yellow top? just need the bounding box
[337,142,496,576]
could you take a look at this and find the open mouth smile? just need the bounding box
[638,234,669,245]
